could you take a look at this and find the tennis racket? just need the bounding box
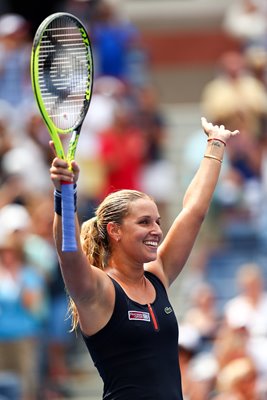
[31,12,93,252]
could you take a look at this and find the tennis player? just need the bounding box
[49,117,239,399]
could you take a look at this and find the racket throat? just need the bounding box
[67,129,80,162]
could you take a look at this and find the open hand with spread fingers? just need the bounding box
[201,117,240,143]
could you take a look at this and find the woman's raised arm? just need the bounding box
[151,118,239,286]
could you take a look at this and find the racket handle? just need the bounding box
[61,182,77,252]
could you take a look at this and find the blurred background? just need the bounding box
[0,0,267,399]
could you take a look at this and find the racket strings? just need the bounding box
[38,21,90,130]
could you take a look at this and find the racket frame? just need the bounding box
[31,12,93,251]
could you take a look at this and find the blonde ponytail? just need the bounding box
[81,217,108,270]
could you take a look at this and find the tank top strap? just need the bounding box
[144,270,167,295]
[108,274,130,320]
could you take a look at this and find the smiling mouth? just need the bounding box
[144,240,158,248]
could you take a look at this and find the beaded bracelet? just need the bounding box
[54,184,77,216]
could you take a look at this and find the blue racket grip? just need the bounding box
[61,182,77,252]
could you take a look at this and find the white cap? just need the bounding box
[178,324,200,352]
[189,353,218,381]
[0,14,27,37]
[0,204,31,245]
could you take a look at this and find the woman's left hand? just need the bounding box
[201,117,239,143]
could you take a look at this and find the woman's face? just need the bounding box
[117,198,163,264]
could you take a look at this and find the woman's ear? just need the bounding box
[107,222,121,242]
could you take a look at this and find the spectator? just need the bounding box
[1,102,51,195]
[0,232,46,400]
[179,324,202,400]
[224,263,267,338]
[211,320,267,397]
[56,0,98,27]
[213,322,250,372]
[182,282,221,352]
[223,0,267,50]
[20,102,54,168]
[0,14,33,107]
[27,198,74,385]
[178,323,220,400]
[200,50,267,239]
[201,50,267,137]
[213,357,259,400]
[0,203,32,247]
[76,76,124,221]
[97,99,147,199]
[0,100,18,180]
[135,84,176,233]
[244,45,267,88]
[223,263,267,378]
[91,0,145,83]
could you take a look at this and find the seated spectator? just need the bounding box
[179,324,218,400]
[213,357,259,400]
[224,263,267,338]
[223,263,267,377]
[213,322,250,372]
[182,282,221,352]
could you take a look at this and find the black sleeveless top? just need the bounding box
[81,271,183,400]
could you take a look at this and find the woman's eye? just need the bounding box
[140,219,149,225]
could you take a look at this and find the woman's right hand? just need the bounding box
[49,141,80,191]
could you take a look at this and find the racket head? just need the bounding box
[31,12,93,159]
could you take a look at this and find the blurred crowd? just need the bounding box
[180,1,267,399]
[1,0,267,399]
[179,262,267,400]
[184,0,267,248]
